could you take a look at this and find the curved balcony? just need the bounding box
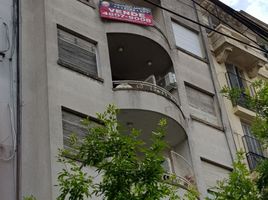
[113,80,185,125]
[113,80,179,107]
[163,151,195,190]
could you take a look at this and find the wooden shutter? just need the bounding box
[62,110,88,151]
[58,28,98,76]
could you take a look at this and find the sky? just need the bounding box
[220,0,268,24]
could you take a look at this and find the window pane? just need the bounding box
[172,22,203,57]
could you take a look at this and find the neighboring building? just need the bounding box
[1,0,267,200]
[200,0,268,171]
[0,0,18,200]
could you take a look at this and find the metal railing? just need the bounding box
[242,135,266,170]
[225,72,255,110]
[245,152,265,170]
[162,173,193,190]
[162,152,195,190]
[113,80,179,106]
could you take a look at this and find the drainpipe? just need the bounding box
[16,0,21,199]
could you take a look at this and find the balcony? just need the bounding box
[108,33,184,122]
[113,80,179,107]
[225,72,257,120]
[209,24,267,78]
[242,135,266,170]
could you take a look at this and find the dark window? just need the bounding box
[241,122,263,156]
[226,63,253,109]
[226,63,245,90]
[241,122,264,170]
[57,27,98,77]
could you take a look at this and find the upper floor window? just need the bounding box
[57,26,99,79]
[225,63,255,109]
[226,63,245,90]
[172,21,204,58]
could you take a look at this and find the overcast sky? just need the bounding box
[220,0,268,24]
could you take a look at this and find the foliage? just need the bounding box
[256,159,268,200]
[23,195,37,200]
[206,152,260,200]
[56,154,92,200]
[57,104,198,200]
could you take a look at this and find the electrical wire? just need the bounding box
[207,0,268,43]
[144,0,268,54]
[189,0,263,49]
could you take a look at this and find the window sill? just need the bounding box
[77,0,96,9]
[190,114,224,131]
[176,46,208,63]
[58,60,104,83]
[233,105,256,122]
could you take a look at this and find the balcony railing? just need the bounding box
[162,151,195,190]
[225,72,255,111]
[113,80,179,107]
[242,135,266,170]
[245,152,265,170]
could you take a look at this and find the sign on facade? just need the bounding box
[99,1,153,26]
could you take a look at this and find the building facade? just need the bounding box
[1,0,267,199]
[200,0,268,172]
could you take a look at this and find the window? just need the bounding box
[57,26,99,78]
[226,63,245,90]
[226,63,254,109]
[241,122,263,156]
[62,108,101,152]
[241,122,264,170]
[172,21,204,57]
[186,85,216,116]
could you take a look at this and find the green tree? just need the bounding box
[206,152,260,200]
[221,79,268,199]
[56,104,198,200]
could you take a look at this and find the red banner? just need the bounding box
[99,1,153,26]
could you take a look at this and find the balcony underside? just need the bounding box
[117,109,186,147]
[209,24,267,78]
[113,89,185,132]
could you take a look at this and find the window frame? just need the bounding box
[57,25,103,82]
[171,20,205,59]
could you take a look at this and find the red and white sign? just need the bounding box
[99,1,153,26]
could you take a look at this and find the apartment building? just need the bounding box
[2,0,267,199]
[200,0,268,171]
